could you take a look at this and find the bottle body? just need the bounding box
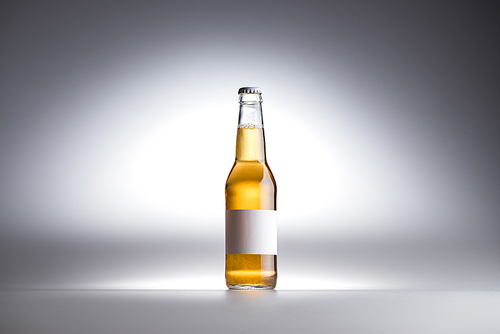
[225,89,277,290]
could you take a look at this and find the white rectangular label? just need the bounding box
[225,210,277,255]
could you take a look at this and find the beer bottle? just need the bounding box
[225,87,277,290]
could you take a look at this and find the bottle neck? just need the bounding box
[235,93,266,162]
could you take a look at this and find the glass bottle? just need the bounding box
[225,87,277,290]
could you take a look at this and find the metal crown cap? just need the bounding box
[238,87,262,94]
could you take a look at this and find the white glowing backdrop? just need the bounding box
[1,1,499,290]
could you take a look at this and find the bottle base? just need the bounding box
[228,284,275,290]
[225,254,277,289]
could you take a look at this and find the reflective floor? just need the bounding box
[1,290,499,334]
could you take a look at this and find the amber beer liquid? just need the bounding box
[225,87,277,290]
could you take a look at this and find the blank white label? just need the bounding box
[225,210,277,255]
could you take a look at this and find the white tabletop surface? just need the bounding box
[1,290,499,334]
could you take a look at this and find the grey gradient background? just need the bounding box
[1,0,499,290]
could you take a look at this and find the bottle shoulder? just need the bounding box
[226,160,276,185]
[225,160,276,210]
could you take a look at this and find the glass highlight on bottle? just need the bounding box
[225,87,277,290]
